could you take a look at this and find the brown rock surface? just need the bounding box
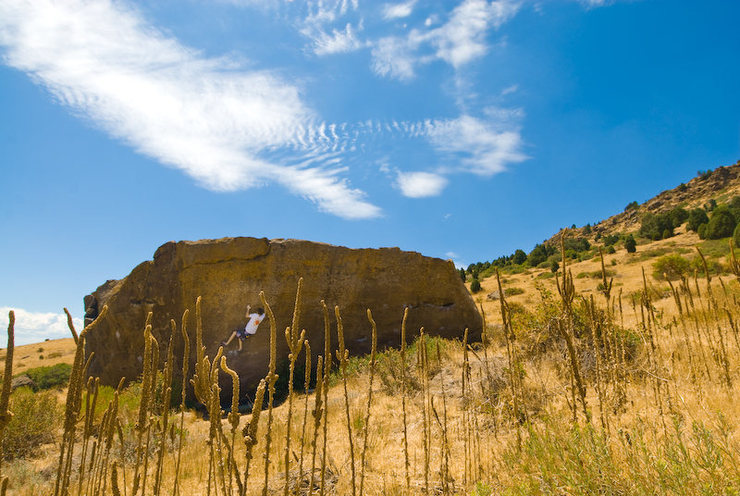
[84,237,482,400]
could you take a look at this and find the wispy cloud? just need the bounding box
[371,35,417,80]
[382,0,417,20]
[372,0,520,80]
[0,307,82,346]
[302,22,364,56]
[0,0,380,219]
[396,171,448,197]
[426,113,527,176]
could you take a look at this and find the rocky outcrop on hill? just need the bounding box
[542,160,740,246]
[84,237,482,400]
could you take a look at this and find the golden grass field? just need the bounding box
[1,228,739,495]
[0,338,76,375]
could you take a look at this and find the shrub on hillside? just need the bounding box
[687,209,709,232]
[652,254,691,280]
[624,201,639,212]
[639,212,674,240]
[3,388,60,459]
[624,234,636,253]
[470,278,481,293]
[24,363,72,391]
[705,205,736,239]
[734,223,740,250]
[697,223,708,239]
[668,207,688,227]
[728,196,740,220]
[512,249,527,265]
[602,234,620,247]
[528,243,555,267]
[563,237,590,253]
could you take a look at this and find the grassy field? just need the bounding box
[1,229,739,495]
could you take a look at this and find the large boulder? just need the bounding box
[84,237,482,400]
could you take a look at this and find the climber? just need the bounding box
[221,305,265,352]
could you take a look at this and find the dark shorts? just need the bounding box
[236,328,248,340]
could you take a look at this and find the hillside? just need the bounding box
[566,159,740,240]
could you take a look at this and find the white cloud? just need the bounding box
[371,36,417,80]
[501,83,519,95]
[431,0,518,67]
[396,171,448,198]
[0,307,82,346]
[372,0,520,80]
[578,0,614,6]
[382,0,417,20]
[0,0,380,219]
[304,22,364,56]
[426,113,527,176]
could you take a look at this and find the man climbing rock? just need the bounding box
[221,304,265,352]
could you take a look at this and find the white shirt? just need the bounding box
[244,312,264,335]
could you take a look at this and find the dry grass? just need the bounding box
[0,338,76,375]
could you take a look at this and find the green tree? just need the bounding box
[734,223,740,250]
[624,234,636,253]
[459,268,466,282]
[687,209,709,232]
[653,254,691,280]
[639,212,674,240]
[528,243,554,267]
[668,207,688,228]
[470,278,481,293]
[512,249,527,265]
[550,260,560,273]
[624,201,639,212]
[728,196,740,220]
[705,205,736,239]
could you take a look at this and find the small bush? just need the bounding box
[653,254,691,280]
[606,245,616,254]
[705,205,736,239]
[624,201,639,212]
[624,234,636,253]
[602,234,620,246]
[470,278,481,293]
[687,209,709,232]
[734,223,740,250]
[697,223,708,239]
[668,206,688,227]
[640,212,674,240]
[24,363,72,391]
[550,260,559,273]
[2,388,61,459]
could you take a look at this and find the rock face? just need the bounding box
[84,237,482,400]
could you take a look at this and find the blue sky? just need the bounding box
[1,0,739,344]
